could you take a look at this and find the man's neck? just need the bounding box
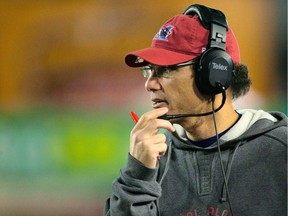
[184,96,239,141]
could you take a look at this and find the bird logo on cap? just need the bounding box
[154,25,174,41]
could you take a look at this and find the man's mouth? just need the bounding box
[152,99,168,108]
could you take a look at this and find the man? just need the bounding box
[104,4,287,216]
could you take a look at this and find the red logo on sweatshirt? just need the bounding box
[179,207,232,216]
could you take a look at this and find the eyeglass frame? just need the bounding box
[140,61,195,78]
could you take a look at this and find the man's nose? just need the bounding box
[145,76,161,92]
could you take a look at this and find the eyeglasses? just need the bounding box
[140,61,195,78]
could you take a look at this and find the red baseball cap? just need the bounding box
[125,14,240,67]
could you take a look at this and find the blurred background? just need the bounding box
[0,0,286,215]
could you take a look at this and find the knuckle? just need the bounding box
[159,133,166,140]
[141,139,152,148]
[156,133,166,142]
[162,144,168,151]
[141,113,151,122]
[131,130,144,141]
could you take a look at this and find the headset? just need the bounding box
[183,4,234,96]
[182,5,235,215]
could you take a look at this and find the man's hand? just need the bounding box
[130,107,175,169]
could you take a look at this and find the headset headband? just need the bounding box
[183,4,228,50]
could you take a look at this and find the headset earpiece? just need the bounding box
[183,4,234,96]
[197,49,233,95]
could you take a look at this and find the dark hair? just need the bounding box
[192,58,252,100]
[229,63,252,99]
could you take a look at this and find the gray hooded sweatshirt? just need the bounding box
[104,109,287,216]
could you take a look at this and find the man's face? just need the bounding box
[144,64,209,123]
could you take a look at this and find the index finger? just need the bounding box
[137,108,175,132]
[141,107,169,122]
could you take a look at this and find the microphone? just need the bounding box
[158,88,226,120]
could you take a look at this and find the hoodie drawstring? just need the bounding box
[155,140,172,216]
[220,141,244,202]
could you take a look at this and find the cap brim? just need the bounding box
[125,47,197,67]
